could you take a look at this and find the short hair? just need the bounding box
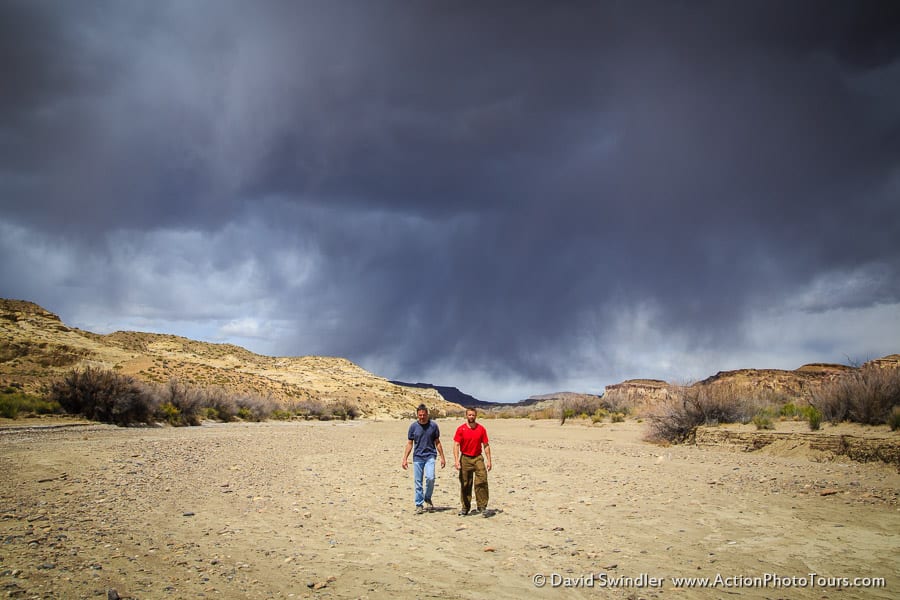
[416,404,428,413]
[466,406,478,414]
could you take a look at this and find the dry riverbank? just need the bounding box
[1,418,897,599]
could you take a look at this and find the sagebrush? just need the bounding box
[811,366,900,425]
[48,367,360,426]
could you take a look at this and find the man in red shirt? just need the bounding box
[453,407,492,516]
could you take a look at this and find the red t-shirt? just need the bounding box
[454,423,489,457]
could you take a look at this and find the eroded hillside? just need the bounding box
[0,299,463,418]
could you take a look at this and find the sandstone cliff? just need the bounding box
[603,360,892,417]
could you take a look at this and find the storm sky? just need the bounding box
[2,1,899,401]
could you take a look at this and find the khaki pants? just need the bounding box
[459,454,489,511]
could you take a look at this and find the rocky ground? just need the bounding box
[0,418,897,599]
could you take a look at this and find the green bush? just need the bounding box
[807,406,823,431]
[0,388,61,419]
[780,402,798,418]
[158,402,181,426]
[0,395,20,419]
[610,412,625,423]
[752,410,775,430]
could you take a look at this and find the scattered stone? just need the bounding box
[820,489,839,496]
[483,547,495,552]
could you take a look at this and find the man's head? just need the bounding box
[416,404,429,424]
[466,407,477,424]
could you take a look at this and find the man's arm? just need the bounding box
[453,441,461,470]
[401,439,413,470]
[483,442,492,471]
[435,439,446,468]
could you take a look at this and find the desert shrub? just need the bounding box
[0,389,61,419]
[0,394,20,419]
[551,395,609,423]
[235,394,277,421]
[779,403,798,419]
[271,409,292,421]
[590,411,605,424]
[293,399,327,419]
[889,406,900,431]
[49,367,156,426]
[149,378,204,426]
[203,387,238,422]
[807,406,823,431]
[599,394,632,416]
[528,407,555,420]
[330,400,360,420]
[158,402,181,426]
[796,405,817,421]
[752,409,775,430]
[610,412,625,423]
[646,384,753,444]
[811,366,900,425]
[559,408,576,425]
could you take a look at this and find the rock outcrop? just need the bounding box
[604,362,865,416]
[695,427,900,467]
[603,379,675,415]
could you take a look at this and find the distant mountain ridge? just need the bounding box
[0,299,465,418]
[389,381,487,408]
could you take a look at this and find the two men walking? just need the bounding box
[402,405,491,517]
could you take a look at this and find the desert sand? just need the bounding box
[1,418,897,599]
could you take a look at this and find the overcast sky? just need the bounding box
[2,1,899,401]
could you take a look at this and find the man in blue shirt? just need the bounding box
[401,404,446,514]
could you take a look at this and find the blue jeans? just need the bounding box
[413,457,436,506]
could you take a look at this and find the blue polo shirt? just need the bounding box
[408,419,440,461]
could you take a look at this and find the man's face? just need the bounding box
[466,410,477,424]
[417,409,429,423]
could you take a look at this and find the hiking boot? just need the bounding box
[457,509,468,516]
[415,505,425,514]
[424,500,434,512]
[468,508,481,516]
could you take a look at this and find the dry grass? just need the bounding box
[811,366,900,426]
[645,383,759,444]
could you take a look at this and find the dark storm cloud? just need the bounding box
[2,1,899,399]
